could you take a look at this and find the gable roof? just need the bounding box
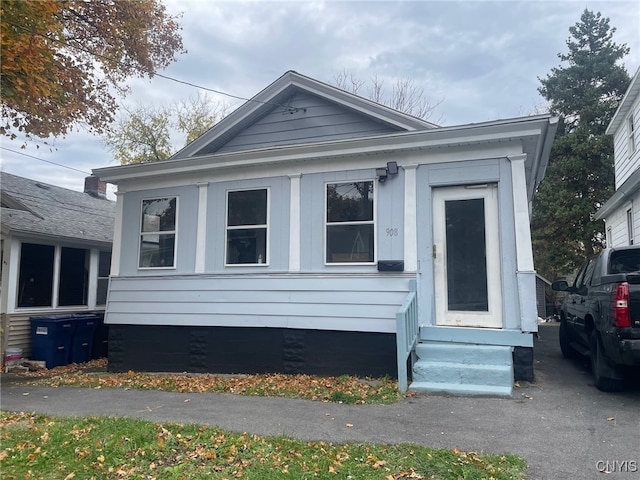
[171,70,438,159]
[606,67,640,135]
[1,171,115,246]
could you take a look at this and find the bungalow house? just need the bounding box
[0,172,115,358]
[94,71,557,396]
[596,68,640,244]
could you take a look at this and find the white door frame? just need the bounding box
[432,184,502,328]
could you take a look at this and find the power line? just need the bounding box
[1,17,299,112]
[0,147,91,175]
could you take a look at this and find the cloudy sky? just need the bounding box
[1,0,639,196]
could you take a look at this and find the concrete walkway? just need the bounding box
[2,324,639,480]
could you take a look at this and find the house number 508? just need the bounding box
[386,228,398,236]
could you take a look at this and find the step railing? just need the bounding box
[396,279,418,393]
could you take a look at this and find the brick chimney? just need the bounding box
[84,175,107,198]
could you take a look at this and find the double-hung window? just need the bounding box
[226,188,268,265]
[326,181,375,264]
[139,197,177,268]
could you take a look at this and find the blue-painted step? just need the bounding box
[415,342,513,365]
[410,342,514,397]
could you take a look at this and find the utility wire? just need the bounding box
[1,17,299,112]
[0,147,92,175]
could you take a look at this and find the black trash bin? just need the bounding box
[70,314,100,364]
[30,315,76,368]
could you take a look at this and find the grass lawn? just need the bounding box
[0,412,527,479]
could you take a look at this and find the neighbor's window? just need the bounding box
[226,189,268,265]
[96,251,112,305]
[629,115,636,154]
[17,243,92,308]
[139,197,177,268]
[326,181,375,263]
[58,247,89,306]
[18,243,55,307]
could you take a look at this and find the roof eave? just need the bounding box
[606,67,640,135]
[95,115,557,185]
[595,167,640,220]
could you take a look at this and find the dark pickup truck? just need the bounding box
[552,246,640,391]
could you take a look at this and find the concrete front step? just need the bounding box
[410,381,513,397]
[415,342,513,365]
[412,361,513,387]
[410,342,514,397]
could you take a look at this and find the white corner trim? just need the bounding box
[508,154,534,271]
[289,174,302,271]
[403,165,418,271]
[110,191,125,277]
[195,182,209,273]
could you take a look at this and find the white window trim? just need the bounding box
[137,196,178,270]
[324,179,377,266]
[224,187,270,267]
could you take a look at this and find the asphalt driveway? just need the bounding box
[1,323,639,479]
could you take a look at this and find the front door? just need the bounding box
[433,184,502,328]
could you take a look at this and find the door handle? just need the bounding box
[580,298,586,304]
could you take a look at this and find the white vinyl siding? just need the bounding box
[628,114,636,156]
[614,97,640,188]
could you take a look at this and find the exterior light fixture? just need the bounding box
[377,161,399,183]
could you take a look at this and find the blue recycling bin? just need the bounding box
[30,315,76,368]
[70,314,100,364]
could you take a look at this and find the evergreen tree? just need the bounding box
[532,9,630,280]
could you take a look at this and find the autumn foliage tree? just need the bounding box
[103,93,230,164]
[0,0,184,142]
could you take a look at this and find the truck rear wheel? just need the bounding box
[590,332,624,392]
[559,319,576,359]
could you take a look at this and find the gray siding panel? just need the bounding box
[217,92,400,153]
[106,274,413,333]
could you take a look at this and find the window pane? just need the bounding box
[609,250,640,274]
[98,251,111,277]
[18,243,54,307]
[228,190,267,226]
[227,228,267,264]
[445,198,488,311]
[58,247,89,306]
[97,278,109,305]
[142,198,176,232]
[327,182,373,223]
[326,224,374,263]
[140,233,175,267]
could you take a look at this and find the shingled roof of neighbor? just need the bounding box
[1,171,115,246]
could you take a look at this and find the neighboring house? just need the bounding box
[94,71,557,396]
[0,172,115,358]
[596,68,640,244]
